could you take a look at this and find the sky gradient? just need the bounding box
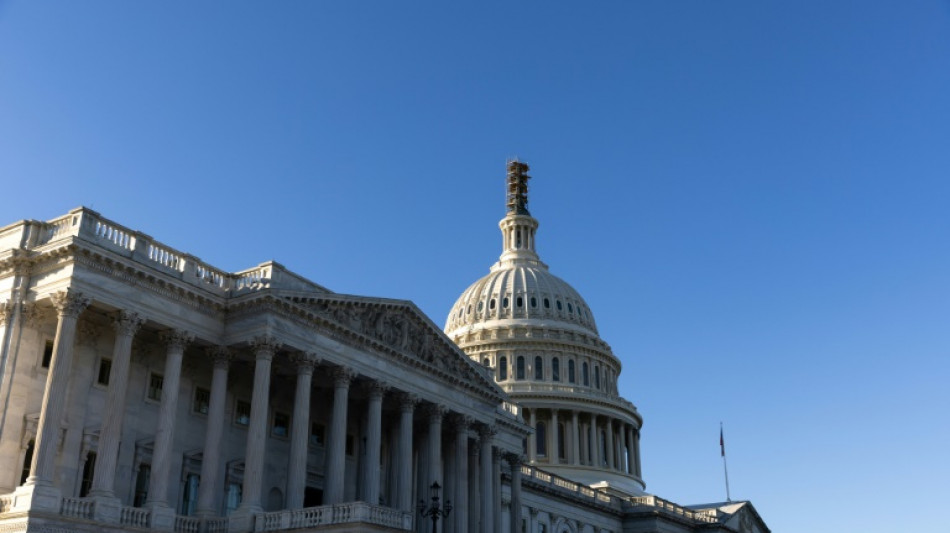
[2,2,949,531]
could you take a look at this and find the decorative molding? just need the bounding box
[290,351,320,373]
[50,289,90,318]
[206,346,233,368]
[331,366,356,388]
[249,334,281,359]
[0,300,13,325]
[364,380,388,399]
[160,328,194,352]
[113,310,145,338]
[397,392,419,412]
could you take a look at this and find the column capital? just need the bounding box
[51,289,90,318]
[397,391,419,412]
[363,380,388,400]
[206,346,233,368]
[477,423,497,441]
[0,300,13,325]
[505,452,526,467]
[331,366,356,387]
[290,351,320,373]
[448,413,473,432]
[113,310,145,338]
[422,403,446,423]
[159,328,193,351]
[250,334,281,360]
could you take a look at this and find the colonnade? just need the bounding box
[18,290,521,533]
[522,407,641,477]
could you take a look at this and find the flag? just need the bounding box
[720,426,725,457]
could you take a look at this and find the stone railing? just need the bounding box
[60,497,94,519]
[204,518,229,533]
[257,502,413,531]
[627,495,719,524]
[121,505,151,528]
[19,207,329,297]
[520,465,619,508]
[174,515,202,533]
[0,494,13,513]
[504,382,639,413]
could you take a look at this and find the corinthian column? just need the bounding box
[324,367,354,505]
[527,409,537,463]
[146,329,195,515]
[605,418,615,470]
[196,347,233,517]
[451,416,470,533]
[506,453,523,533]
[361,381,387,505]
[570,410,580,465]
[423,404,445,532]
[549,409,560,465]
[286,352,319,509]
[396,393,418,513]
[478,425,495,533]
[26,291,89,496]
[89,310,144,499]
[236,335,280,514]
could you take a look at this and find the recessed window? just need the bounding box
[489,299,496,310]
[544,298,550,309]
[534,356,543,380]
[552,358,560,382]
[41,340,54,368]
[530,297,537,308]
[97,358,112,386]
[536,421,547,457]
[272,412,290,438]
[499,356,508,380]
[483,357,490,367]
[516,356,525,380]
[568,303,574,313]
[556,300,562,310]
[503,297,509,308]
[235,400,251,426]
[310,422,325,446]
[133,464,150,507]
[79,452,97,497]
[345,434,355,456]
[517,297,523,308]
[583,362,589,386]
[477,301,484,312]
[467,305,471,314]
[193,387,210,415]
[147,373,164,402]
[595,366,601,389]
[568,360,576,383]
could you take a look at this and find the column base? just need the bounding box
[89,494,123,523]
[10,483,62,513]
[146,502,177,531]
[228,504,263,533]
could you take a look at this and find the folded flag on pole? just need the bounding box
[720,426,725,457]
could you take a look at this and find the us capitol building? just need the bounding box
[0,162,769,533]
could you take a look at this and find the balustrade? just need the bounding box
[60,497,94,519]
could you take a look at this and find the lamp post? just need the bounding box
[418,481,452,533]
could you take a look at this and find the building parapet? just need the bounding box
[626,495,719,524]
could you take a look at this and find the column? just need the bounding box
[579,418,588,466]
[527,409,536,463]
[452,416,470,533]
[507,454,523,533]
[492,448,501,533]
[549,409,559,465]
[286,352,319,509]
[23,291,88,506]
[528,507,539,533]
[570,411,580,465]
[621,424,630,474]
[89,310,144,499]
[467,439,479,533]
[605,418,615,470]
[634,428,642,477]
[236,335,280,513]
[478,425,495,533]
[591,415,601,467]
[361,381,387,505]
[444,426,456,533]
[196,347,232,517]
[324,367,354,505]
[397,393,418,513]
[424,404,444,532]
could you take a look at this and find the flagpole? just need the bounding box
[721,421,732,502]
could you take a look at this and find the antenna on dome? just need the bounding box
[506,159,531,215]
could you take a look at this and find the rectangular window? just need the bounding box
[97,358,112,386]
[226,483,242,515]
[193,388,210,415]
[235,400,251,426]
[309,422,325,446]
[147,373,164,402]
[79,452,96,497]
[272,412,290,438]
[134,464,151,507]
[41,340,54,368]
[181,473,199,516]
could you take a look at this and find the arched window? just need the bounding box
[483,357,490,367]
[552,357,560,382]
[499,356,508,380]
[595,366,601,389]
[582,362,589,386]
[568,360,576,383]
[534,356,544,380]
[516,356,525,380]
[536,422,547,457]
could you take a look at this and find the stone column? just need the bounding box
[361,381,387,505]
[397,393,418,513]
[89,310,144,500]
[467,440,479,533]
[22,291,88,509]
[236,335,280,515]
[146,329,195,523]
[621,424,630,474]
[605,418,615,470]
[549,409,559,465]
[286,352,319,509]
[424,404,445,532]
[579,418,588,466]
[478,425,495,533]
[570,410,580,465]
[324,367,354,505]
[507,454,523,533]
[196,347,232,517]
[527,409,537,463]
[451,416,470,533]
[528,507,539,533]
[634,428,642,477]
[492,448,501,533]
[591,415,601,467]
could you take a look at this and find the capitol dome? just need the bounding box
[445,161,644,496]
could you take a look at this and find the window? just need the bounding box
[556,300,562,310]
[516,296,523,308]
[530,297,537,308]
[79,452,96,497]
[568,360,576,383]
[147,373,164,402]
[41,340,54,368]
[20,440,34,485]
[503,297,509,308]
[96,359,112,386]
[543,298,550,309]
[489,299,496,310]
[516,356,525,380]
[477,301,483,312]
[536,422,547,457]
[134,464,150,507]
[483,357,490,367]
[582,362,589,386]
[552,358,560,382]
[595,366,601,389]
[226,483,242,515]
[601,430,608,466]
[181,473,199,515]
[310,422,325,446]
[499,356,508,380]
[193,388,210,415]
[568,303,573,313]
[235,400,251,426]
[558,423,566,460]
[534,356,543,380]
[272,412,290,438]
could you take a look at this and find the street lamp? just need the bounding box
[418,481,452,533]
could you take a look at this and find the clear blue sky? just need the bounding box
[2,2,949,531]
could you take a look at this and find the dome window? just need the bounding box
[552,357,560,382]
[594,366,601,389]
[516,356,525,380]
[467,305,471,314]
[536,421,547,457]
[499,356,508,380]
[517,297,524,308]
[534,356,543,380]
[556,300,562,311]
[544,298,550,309]
[568,303,573,313]
[503,297,509,308]
[489,299,496,310]
[568,360,576,383]
[530,297,537,308]
[582,362,589,386]
[477,301,484,312]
